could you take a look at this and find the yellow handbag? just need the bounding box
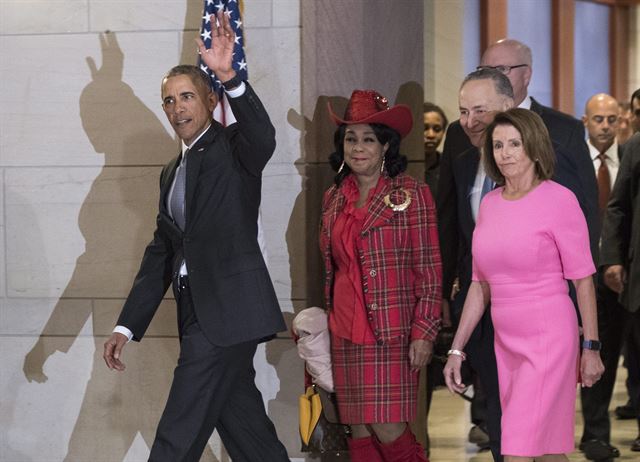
[298,384,350,454]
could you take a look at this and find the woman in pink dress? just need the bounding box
[443,108,604,461]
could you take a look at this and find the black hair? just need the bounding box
[423,102,449,130]
[631,88,640,108]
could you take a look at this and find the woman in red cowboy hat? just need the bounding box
[320,89,442,461]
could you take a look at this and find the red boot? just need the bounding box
[347,436,384,462]
[375,427,429,462]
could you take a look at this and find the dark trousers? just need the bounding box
[452,292,503,462]
[465,309,503,462]
[580,279,628,443]
[581,275,640,442]
[148,284,288,462]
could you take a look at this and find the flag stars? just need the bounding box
[203,12,212,24]
[214,1,224,12]
[237,59,247,71]
[234,19,242,29]
[201,29,212,41]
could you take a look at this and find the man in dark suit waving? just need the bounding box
[102,11,288,462]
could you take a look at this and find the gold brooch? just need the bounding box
[383,188,412,212]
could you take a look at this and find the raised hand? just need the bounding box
[196,10,236,82]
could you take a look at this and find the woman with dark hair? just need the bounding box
[422,102,448,197]
[444,108,604,461]
[320,90,442,461]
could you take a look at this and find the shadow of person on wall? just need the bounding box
[21,31,216,461]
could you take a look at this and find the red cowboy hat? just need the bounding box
[327,89,413,138]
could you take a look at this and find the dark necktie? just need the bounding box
[597,153,611,213]
[170,150,188,230]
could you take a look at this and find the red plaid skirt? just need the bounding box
[331,334,418,424]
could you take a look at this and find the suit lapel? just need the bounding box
[183,124,221,229]
[459,148,480,217]
[530,97,543,117]
[159,154,180,214]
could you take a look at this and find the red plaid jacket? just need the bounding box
[320,173,442,345]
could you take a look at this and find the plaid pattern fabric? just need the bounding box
[331,334,416,423]
[320,173,442,344]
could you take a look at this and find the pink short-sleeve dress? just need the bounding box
[472,180,595,457]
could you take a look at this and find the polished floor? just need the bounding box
[427,364,639,461]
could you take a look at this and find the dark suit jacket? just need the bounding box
[600,133,640,312]
[117,83,286,346]
[437,98,599,307]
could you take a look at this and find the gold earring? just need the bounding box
[380,157,385,174]
[338,160,345,173]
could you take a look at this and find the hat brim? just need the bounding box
[327,102,413,138]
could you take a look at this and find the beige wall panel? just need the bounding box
[425,0,465,125]
[0,32,179,167]
[5,166,161,298]
[243,0,274,27]
[1,298,92,337]
[262,163,303,306]
[0,0,304,459]
[272,0,301,28]
[89,0,192,32]
[0,169,4,298]
[0,0,89,35]
[2,336,92,459]
[245,27,301,165]
[4,335,181,461]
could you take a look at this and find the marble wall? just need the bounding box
[1,0,305,460]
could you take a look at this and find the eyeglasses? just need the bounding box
[476,64,529,75]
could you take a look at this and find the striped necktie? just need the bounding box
[170,150,188,230]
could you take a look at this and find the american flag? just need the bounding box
[198,0,248,96]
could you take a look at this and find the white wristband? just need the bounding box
[447,349,467,361]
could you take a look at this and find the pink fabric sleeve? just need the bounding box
[471,257,483,282]
[552,188,596,280]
